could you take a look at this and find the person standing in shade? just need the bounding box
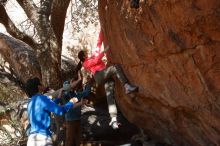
[77,30,138,129]
[25,77,78,146]
[61,73,92,146]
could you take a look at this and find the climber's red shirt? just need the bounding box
[82,30,106,74]
[83,52,106,74]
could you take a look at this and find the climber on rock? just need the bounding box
[77,29,138,129]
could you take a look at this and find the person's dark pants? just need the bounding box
[93,64,128,118]
[65,120,80,146]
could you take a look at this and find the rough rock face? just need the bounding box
[99,0,220,145]
[0,33,41,83]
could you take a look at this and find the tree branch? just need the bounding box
[16,0,39,25]
[0,4,38,49]
[16,0,54,45]
[39,0,53,19]
[51,0,71,48]
[37,0,53,38]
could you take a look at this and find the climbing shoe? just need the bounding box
[111,121,119,130]
[130,0,140,9]
[109,117,120,130]
[124,83,139,94]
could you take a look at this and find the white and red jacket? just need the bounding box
[83,31,106,74]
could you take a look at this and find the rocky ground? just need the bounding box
[0,98,171,146]
[80,101,170,146]
[81,103,140,145]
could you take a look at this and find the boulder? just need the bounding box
[99,0,220,145]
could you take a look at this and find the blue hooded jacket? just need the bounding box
[27,94,73,136]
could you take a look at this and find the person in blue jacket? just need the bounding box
[62,74,92,146]
[25,77,79,146]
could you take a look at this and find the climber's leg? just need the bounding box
[94,64,127,85]
[104,79,120,129]
[94,64,138,94]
